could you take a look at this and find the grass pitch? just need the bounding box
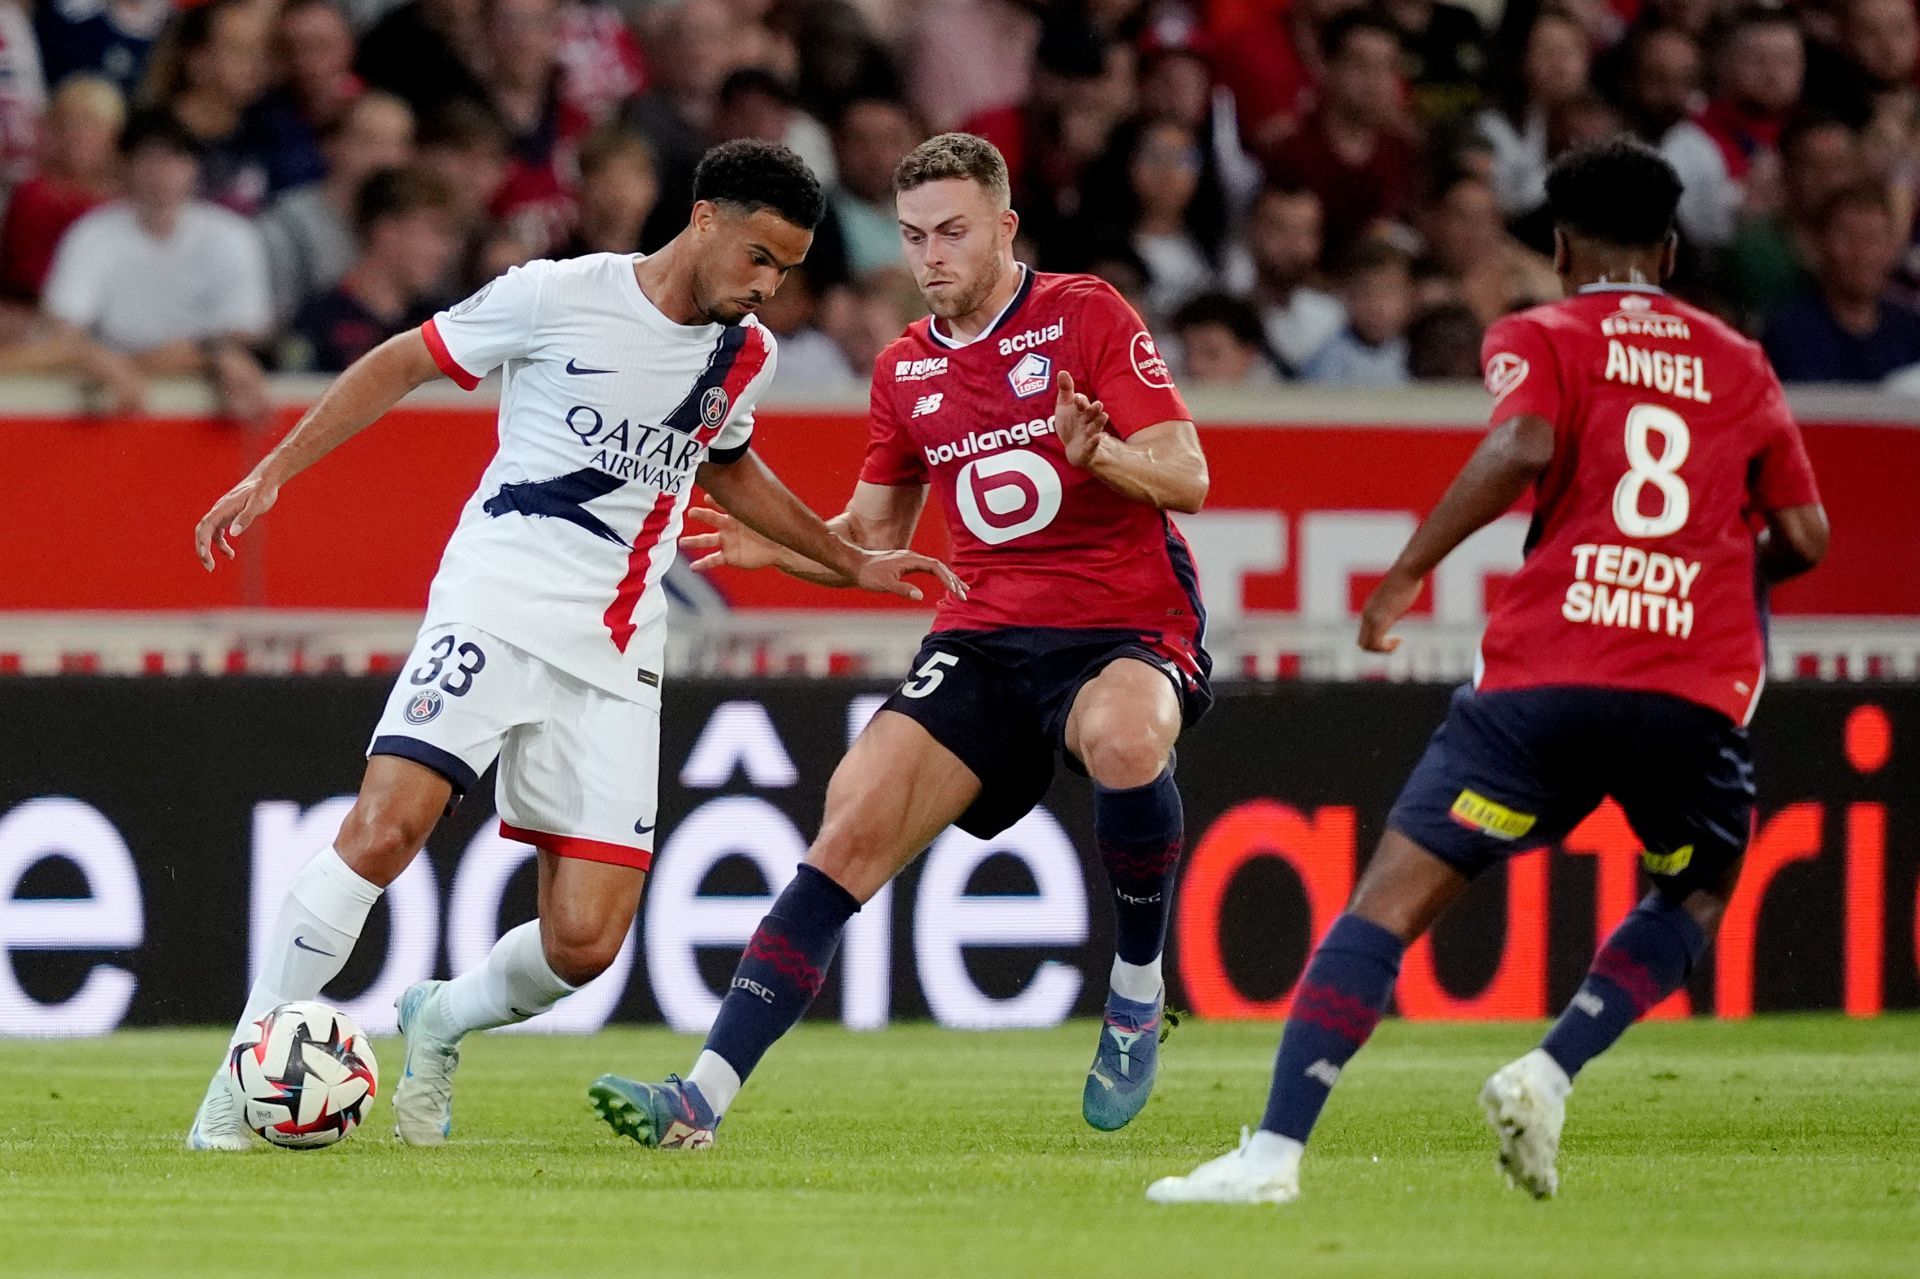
[3,1016,1917,1278]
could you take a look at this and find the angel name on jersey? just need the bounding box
[563,403,707,496]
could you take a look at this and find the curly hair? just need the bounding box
[692,140,825,230]
[1546,137,1683,249]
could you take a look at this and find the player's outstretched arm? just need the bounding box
[695,454,964,601]
[1051,371,1208,513]
[683,480,930,586]
[1359,413,1556,653]
[193,331,443,570]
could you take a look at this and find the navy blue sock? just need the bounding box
[1541,892,1706,1079]
[702,865,860,1081]
[1259,914,1405,1143]
[1094,767,1186,966]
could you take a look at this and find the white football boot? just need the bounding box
[185,1067,253,1151]
[1480,1048,1572,1199]
[1146,1128,1303,1205]
[392,980,460,1147]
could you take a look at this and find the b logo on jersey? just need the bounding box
[912,392,944,418]
[1484,351,1529,402]
[700,386,729,430]
[404,689,444,725]
[1008,353,1052,398]
[1130,332,1173,388]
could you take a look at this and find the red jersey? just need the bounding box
[862,268,1206,670]
[1475,285,1821,725]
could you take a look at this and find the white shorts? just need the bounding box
[369,623,659,869]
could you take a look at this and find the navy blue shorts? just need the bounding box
[879,627,1213,839]
[1387,684,1755,895]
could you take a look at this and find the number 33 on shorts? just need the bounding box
[902,652,959,698]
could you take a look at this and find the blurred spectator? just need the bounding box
[39,111,270,418]
[550,126,655,258]
[1478,7,1592,218]
[1720,113,1861,329]
[32,0,169,100]
[903,0,1038,133]
[1419,170,1560,325]
[824,96,924,280]
[1136,26,1264,228]
[753,266,856,387]
[1383,0,1489,126]
[355,0,487,123]
[1110,116,1231,321]
[142,0,273,215]
[1807,0,1920,127]
[1083,236,1154,319]
[1763,181,1920,381]
[820,271,914,376]
[1301,239,1414,385]
[0,0,45,186]
[414,99,512,292]
[1618,25,1704,144]
[1170,291,1280,383]
[486,0,591,257]
[257,90,413,323]
[619,0,739,248]
[1692,6,1805,228]
[1,76,123,305]
[1241,182,1346,372]
[1266,10,1419,267]
[284,167,458,372]
[1210,0,1363,153]
[249,0,362,196]
[712,68,836,188]
[554,0,648,128]
[1406,300,1483,378]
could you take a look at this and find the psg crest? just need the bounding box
[700,386,730,429]
[404,689,444,725]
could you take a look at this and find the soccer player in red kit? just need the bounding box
[590,133,1212,1147]
[1150,138,1829,1205]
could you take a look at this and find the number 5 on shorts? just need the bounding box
[903,652,959,699]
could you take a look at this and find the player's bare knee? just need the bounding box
[1081,726,1172,789]
[542,925,620,987]
[333,804,431,885]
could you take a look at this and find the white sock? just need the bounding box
[425,921,577,1040]
[1245,1129,1305,1170]
[686,1050,742,1118]
[229,846,383,1048]
[1110,955,1164,1004]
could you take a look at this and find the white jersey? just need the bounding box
[420,253,777,707]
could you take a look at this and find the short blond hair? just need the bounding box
[893,133,1010,209]
[50,75,127,132]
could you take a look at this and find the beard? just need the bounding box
[925,258,1004,320]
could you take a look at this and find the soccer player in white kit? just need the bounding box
[185,142,961,1150]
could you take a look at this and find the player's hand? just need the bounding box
[1052,370,1109,469]
[1358,571,1422,653]
[194,473,280,571]
[682,505,783,572]
[850,548,968,603]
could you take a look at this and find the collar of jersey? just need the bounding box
[1576,282,1666,295]
[926,264,1035,349]
[621,253,724,335]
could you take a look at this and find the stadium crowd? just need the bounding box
[2,0,1920,418]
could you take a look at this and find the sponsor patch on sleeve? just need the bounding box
[1483,351,1529,402]
[1130,331,1173,388]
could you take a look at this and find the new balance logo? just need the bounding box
[660,1120,713,1149]
[912,392,944,418]
[1573,991,1606,1017]
[1306,1059,1341,1088]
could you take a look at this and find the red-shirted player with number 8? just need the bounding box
[589,133,1213,1147]
[1149,138,1830,1207]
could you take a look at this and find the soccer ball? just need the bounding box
[227,1001,379,1149]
